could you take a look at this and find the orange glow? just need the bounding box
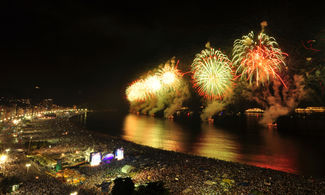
[233,31,288,87]
[192,124,239,162]
[122,114,184,152]
[244,46,287,87]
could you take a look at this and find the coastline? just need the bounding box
[2,113,325,194]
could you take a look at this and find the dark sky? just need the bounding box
[0,0,324,109]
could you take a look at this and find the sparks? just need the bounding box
[232,31,288,87]
[157,59,182,92]
[191,47,233,99]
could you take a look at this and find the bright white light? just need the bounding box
[12,119,20,125]
[90,153,101,166]
[146,76,161,92]
[115,148,124,161]
[162,72,175,85]
[70,192,78,195]
[0,154,8,163]
[25,115,32,120]
[25,163,31,167]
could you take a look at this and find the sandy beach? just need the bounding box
[1,112,325,194]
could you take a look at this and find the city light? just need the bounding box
[25,115,32,120]
[12,119,20,125]
[26,163,31,173]
[0,154,8,163]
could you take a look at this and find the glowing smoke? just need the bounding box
[259,75,306,125]
[164,80,191,118]
[200,101,225,121]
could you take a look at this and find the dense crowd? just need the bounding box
[1,113,325,194]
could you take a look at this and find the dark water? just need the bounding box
[79,111,325,178]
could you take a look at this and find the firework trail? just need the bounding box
[232,31,288,87]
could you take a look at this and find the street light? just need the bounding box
[25,163,31,173]
[12,119,19,125]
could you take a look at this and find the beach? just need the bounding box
[1,112,325,194]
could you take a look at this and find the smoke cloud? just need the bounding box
[200,88,234,121]
[259,75,306,125]
[164,81,191,118]
[200,100,225,121]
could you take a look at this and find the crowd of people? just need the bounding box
[0,113,324,194]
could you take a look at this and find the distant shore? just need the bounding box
[3,113,325,194]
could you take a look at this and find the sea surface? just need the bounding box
[75,110,325,178]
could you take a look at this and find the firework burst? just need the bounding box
[232,31,288,87]
[157,59,182,92]
[126,75,162,103]
[126,79,148,102]
[144,75,162,95]
[191,47,233,99]
[126,58,184,103]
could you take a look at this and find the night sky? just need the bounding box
[1,0,324,109]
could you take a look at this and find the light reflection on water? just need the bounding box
[192,123,239,162]
[122,113,323,176]
[84,112,325,177]
[235,127,298,174]
[123,115,185,152]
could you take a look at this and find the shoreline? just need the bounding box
[2,113,325,194]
